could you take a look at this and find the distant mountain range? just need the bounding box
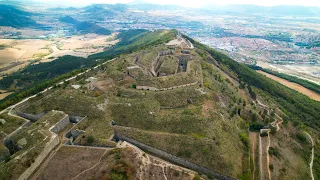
[0,4,40,28]
[201,4,320,16]
[59,16,111,35]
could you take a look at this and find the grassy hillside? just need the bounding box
[186,36,320,179]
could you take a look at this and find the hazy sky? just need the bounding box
[36,0,320,8]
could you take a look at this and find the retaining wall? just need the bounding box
[114,131,235,180]
[136,81,198,92]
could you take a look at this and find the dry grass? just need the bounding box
[36,146,106,180]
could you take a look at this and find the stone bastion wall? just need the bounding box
[114,131,236,180]
[17,114,71,180]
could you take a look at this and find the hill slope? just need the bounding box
[0,30,318,180]
[0,5,39,28]
[59,16,111,35]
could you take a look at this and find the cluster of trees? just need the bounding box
[0,68,83,110]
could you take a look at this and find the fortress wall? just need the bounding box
[136,82,198,92]
[18,113,73,180]
[18,135,59,180]
[69,115,84,123]
[114,131,235,180]
[16,111,47,122]
[50,115,70,134]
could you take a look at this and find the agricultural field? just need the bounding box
[0,33,119,76]
[0,91,13,100]
[257,70,320,101]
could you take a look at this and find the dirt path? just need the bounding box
[259,129,271,180]
[249,132,258,180]
[256,98,284,180]
[305,132,315,180]
[257,70,320,101]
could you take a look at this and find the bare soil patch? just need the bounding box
[257,70,320,101]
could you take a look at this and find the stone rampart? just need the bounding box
[18,135,59,180]
[50,115,70,134]
[16,111,46,122]
[114,131,235,180]
[136,81,198,92]
[18,112,73,180]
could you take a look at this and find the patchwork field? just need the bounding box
[0,91,13,100]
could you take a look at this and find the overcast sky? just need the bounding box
[35,0,320,8]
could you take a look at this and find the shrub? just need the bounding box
[260,132,268,137]
[269,164,274,171]
[193,174,201,180]
[296,133,307,143]
[239,132,249,148]
[93,91,100,97]
[87,135,95,144]
[268,147,281,157]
